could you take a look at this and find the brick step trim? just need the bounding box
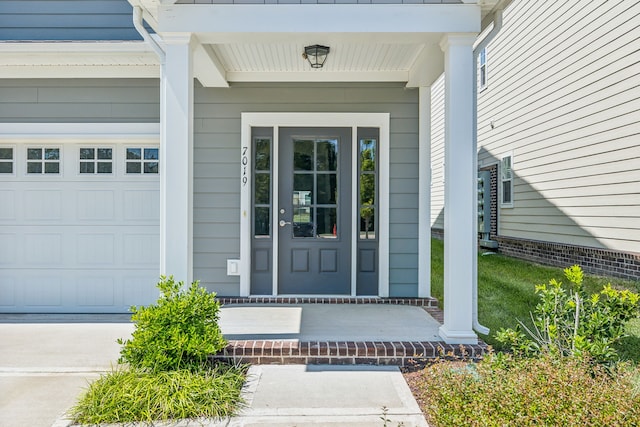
[217,296,439,307]
[211,339,488,367]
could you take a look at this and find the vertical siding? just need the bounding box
[0,0,143,41]
[430,75,445,230]
[477,0,640,253]
[193,82,420,296]
[0,79,159,122]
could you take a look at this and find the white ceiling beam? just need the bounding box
[193,42,229,87]
[159,4,481,35]
[226,70,409,83]
[406,42,445,88]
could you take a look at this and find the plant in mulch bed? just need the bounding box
[405,352,640,427]
[69,276,246,425]
[405,264,640,427]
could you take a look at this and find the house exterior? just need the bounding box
[430,0,640,281]
[0,0,511,344]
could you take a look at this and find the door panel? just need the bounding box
[278,127,352,294]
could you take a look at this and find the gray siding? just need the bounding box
[476,0,640,254]
[0,0,143,41]
[0,79,159,122]
[193,82,420,297]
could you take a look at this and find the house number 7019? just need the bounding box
[241,146,249,187]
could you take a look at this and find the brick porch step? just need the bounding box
[212,297,488,367]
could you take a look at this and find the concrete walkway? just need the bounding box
[0,308,430,427]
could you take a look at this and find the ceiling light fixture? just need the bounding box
[302,45,330,69]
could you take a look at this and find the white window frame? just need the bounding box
[79,146,115,175]
[479,47,488,90]
[125,146,160,175]
[500,152,513,208]
[0,145,15,175]
[26,146,62,175]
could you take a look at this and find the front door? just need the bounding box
[277,127,352,294]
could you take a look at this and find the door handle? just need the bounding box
[279,219,292,227]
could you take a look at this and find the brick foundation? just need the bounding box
[496,236,640,281]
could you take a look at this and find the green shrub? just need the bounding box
[496,265,640,363]
[118,276,227,372]
[407,353,640,427]
[69,364,247,424]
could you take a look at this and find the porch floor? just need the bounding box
[214,300,488,367]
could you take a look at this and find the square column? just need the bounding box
[439,34,478,344]
[418,86,431,298]
[160,34,194,284]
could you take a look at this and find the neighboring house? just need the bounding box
[431,0,640,281]
[0,0,510,345]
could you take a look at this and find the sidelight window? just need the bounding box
[253,136,272,237]
[358,134,377,240]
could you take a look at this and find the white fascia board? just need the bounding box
[0,42,160,79]
[158,5,481,35]
[0,41,156,54]
[226,70,409,83]
[0,66,159,79]
[0,123,160,142]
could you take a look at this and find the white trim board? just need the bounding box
[240,113,390,297]
[0,123,160,142]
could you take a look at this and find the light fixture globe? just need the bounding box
[303,44,330,68]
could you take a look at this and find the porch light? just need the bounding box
[303,45,330,69]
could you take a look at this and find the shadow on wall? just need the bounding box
[431,147,640,280]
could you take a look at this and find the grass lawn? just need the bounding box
[429,238,640,362]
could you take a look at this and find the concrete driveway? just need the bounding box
[0,315,133,427]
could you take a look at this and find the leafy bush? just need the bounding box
[405,353,640,427]
[118,276,227,372]
[69,364,247,424]
[496,265,640,363]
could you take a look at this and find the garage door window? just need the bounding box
[0,147,13,174]
[126,148,159,174]
[80,148,113,174]
[27,147,60,174]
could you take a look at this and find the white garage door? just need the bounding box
[0,137,160,313]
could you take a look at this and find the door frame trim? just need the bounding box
[240,113,390,297]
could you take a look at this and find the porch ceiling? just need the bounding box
[0,1,507,86]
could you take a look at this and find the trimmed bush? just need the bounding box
[118,276,227,372]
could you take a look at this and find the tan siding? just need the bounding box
[477,0,640,253]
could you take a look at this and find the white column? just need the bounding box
[418,86,431,298]
[160,34,194,285]
[439,34,478,344]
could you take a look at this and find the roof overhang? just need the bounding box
[0,42,159,79]
[157,4,480,87]
[1,2,512,88]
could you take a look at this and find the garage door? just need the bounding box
[0,140,160,313]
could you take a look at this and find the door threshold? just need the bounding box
[217,295,438,307]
